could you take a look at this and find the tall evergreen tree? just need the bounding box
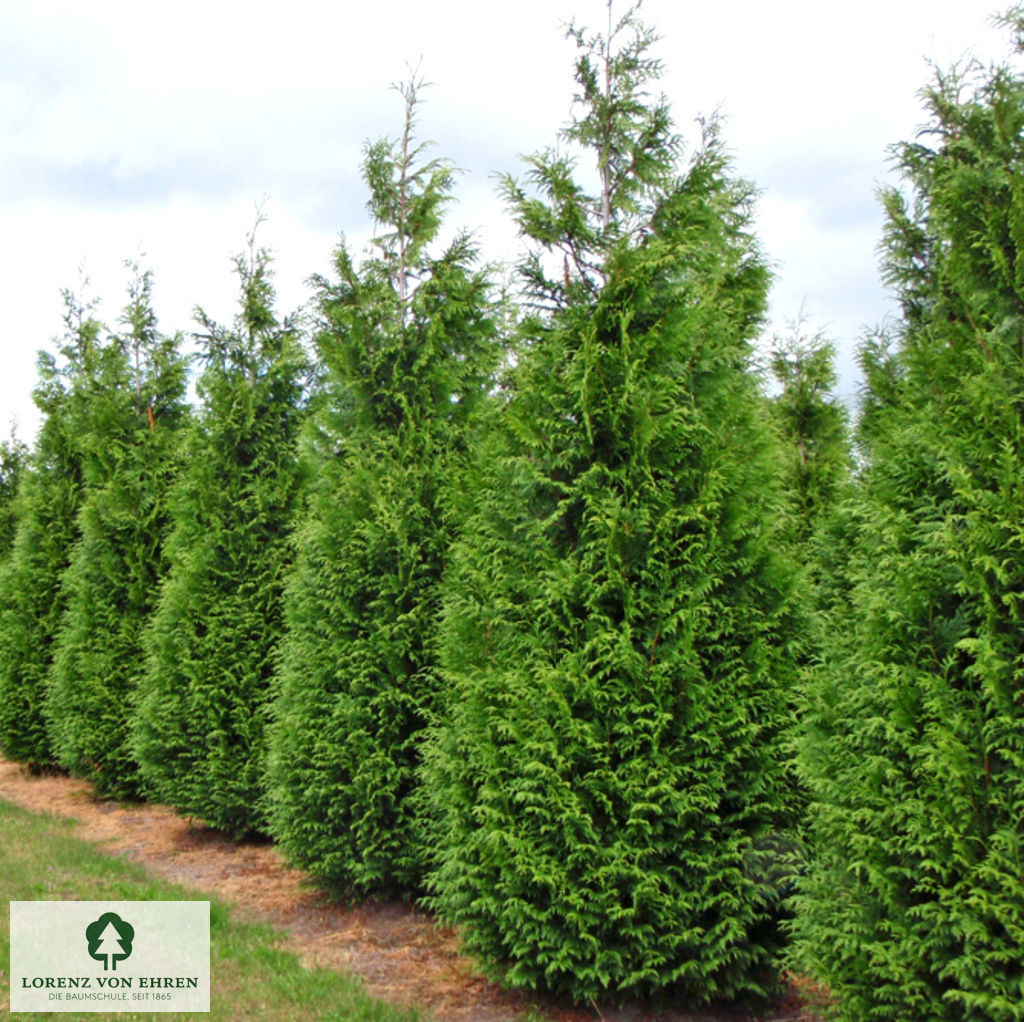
[768,324,854,623]
[422,3,799,1003]
[46,265,189,798]
[0,290,100,768]
[793,17,1024,1020]
[266,79,497,896]
[768,324,850,547]
[133,233,307,836]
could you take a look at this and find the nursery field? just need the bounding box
[4,3,1024,1018]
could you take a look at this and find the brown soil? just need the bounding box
[0,758,823,1022]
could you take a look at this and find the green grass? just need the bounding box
[0,797,422,1021]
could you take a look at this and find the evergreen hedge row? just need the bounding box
[2,6,1024,1016]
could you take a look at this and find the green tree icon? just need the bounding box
[86,912,134,971]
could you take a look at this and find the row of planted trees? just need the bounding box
[1,4,1023,1018]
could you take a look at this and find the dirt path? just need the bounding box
[0,758,822,1022]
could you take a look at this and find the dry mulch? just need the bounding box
[0,758,825,1022]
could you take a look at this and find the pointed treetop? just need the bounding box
[565,0,678,232]
[362,71,456,318]
[193,203,296,387]
[57,274,103,370]
[119,259,159,414]
[237,200,278,344]
[500,0,681,306]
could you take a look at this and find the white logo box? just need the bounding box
[10,901,209,1013]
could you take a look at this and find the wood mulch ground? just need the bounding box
[0,758,827,1022]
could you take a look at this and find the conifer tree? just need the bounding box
[422,3,799,1003]
[266,79,497,895]
[793,16,1024,1020]
[0,291,100,768]
[133,232,306,836]
[769,324,850,547]
[768,324,854,625]
[46,265,189,798]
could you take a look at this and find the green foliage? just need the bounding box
[46,266,189,798]
[767,322,856,645]
[0,291,99,768]
[133,237,307,837]
[768,324,851,546]
[497,3,678,308]
[0,429,28,558]
[266,79,498,896]
[793,21,1024,1020]
[423,4,799,1003]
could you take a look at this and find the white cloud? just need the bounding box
[0,0,1013,440]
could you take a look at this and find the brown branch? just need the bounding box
[648,628,661,671]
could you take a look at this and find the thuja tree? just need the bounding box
[46,266,189,798]
[768,325,850,548]
[793,20,1024,1021]
[266,80,497,896]
[768,325,855,628]
[0,291,99,768]
[422,3,799,1004]
[133,236,307,836]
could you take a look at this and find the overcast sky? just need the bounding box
[0,0,1009,441]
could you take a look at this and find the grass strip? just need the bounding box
[0,797,421,1021]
